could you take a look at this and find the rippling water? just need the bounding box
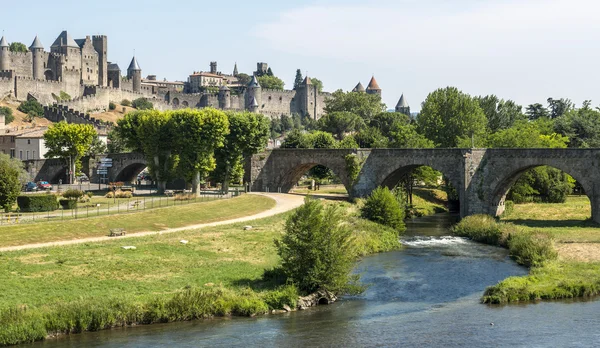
[29,214,600,348]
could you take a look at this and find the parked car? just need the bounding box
[77,175,90,182]
[23,182,38,192]
[37,181,53,191]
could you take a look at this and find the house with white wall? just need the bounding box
[15,128,48,160]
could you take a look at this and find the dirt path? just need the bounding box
[556,243,600,262]
[0,193,305,252]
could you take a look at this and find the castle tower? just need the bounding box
[365,76,382,96]
[92,35,108,86]
[0,36,9,71]
[395,93,410,116]
[210,61,217,74]
[352,82,365,93]
[246,75,261,112]
[218,85,231,109]
[297,76,316,119]
[29,36,44,80]
[233,62,238,76]
[127,56,142,93]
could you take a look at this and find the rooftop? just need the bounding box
[51,31,79,48]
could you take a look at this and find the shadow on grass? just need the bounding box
[504,218,599,229]
[231,267,288,291]
[413,188,447,207]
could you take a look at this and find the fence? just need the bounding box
[1,190,242,226]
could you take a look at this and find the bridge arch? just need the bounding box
[113,162,147,183]
[277,162,350,193]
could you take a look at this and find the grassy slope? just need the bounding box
[481,196,600,303]
[0,195,275,247]
[411,188,448,216]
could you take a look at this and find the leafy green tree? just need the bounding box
[324,90,386,122]
[0,154,27,211]
[172,108,229,195]
[309,131,337,149]
[9,42,27,53]
[369,112,410,138]
[275,198,355,293]
[526,103,549,120]
[267,67,274,76]
[0,106,14,124]
[509,166,573,203]
[86,135,107,156]
[338,135,359,148]
[318,111,364,140]
[114,112,144,152]
[18,99,43,117]
[293,69,303,90]
[132,98,153,110]
[214,111,269,192]
[361,187,406,231]
[354,127,389,148]
[486,120,568,148]
[311,77,324,93]
[417,87,487,148]
[547,98,573,119]
[236,73,251,86]
[121,99,132,107]
[554,107,600,148]
[389,123,434,148]
[281,129,311,148]
[43,122,97,184]
[280,114,293,132]
[257,75,284,90]
[476,95,525,132]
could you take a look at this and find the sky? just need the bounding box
[2,0,599,111]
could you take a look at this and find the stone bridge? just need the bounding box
[245,148,600,223]
[24,152,148,184]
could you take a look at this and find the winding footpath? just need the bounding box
[0,193,305,253]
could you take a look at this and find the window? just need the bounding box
[19,151,22,160]
[26,151,29,160]
[33,151,35,159]
[10,136,15,143]
[10,149,15,158]
[27,139,30,145]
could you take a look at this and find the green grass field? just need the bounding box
[0,194,275,248]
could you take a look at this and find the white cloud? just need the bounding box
[253,0,600,109]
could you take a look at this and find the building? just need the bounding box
[15,128,48,160]
[395,94,410,116]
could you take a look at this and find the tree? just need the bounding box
[317,111,364,140]
[486,120,568,148]
[236,73,251,87]
[547,98,573,119]
[214,111,269,192]
[9,42,27,53]
[0,106,14,124]
[18,99,44,117]
[86,135,107,156]
[257,75,284,90]
[275,198,355,293]
[361,187,406,231]
[132,98,153,110]
[293,69,303,90]
[267,67,274,76]
[417,87,487,148]
[280,114,293,132]
[43,122,97,184]
[389,123,434,148]
[369,112,411,138]
[311,77,324,93]
[324,90,386,122]
[172,108,229,195]
[554,107,600,148]
[526,103,549,120]
[281,129,311,148]
[354,127,389,148]
[114,112,144,153]
[0,154,27,211]
[107,129,130,153]
[476,95,525,132]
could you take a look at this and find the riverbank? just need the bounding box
[453,196,600,304]
[0,198,400,346]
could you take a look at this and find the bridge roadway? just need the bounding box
[21,148,600,223]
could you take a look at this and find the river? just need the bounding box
[29,214,600,347]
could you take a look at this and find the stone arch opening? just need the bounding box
[49,167,69,184]
[113,163,147,184]
[182,101,189,107]
[277,162,349,195]
[44,70,54,81]
[490,164,591,218]
[381,164,458,212]
[172,98,179,108]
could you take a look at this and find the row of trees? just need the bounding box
[114,109,269,194]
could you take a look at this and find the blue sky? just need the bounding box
[3,0,599,111]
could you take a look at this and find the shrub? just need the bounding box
[174,193,194,201]
[508,232,558,267]
[121,99,131,107]
[105,190,132,199]
[62,189,85,200]
[108,102,116,110]
[17,194,58,212]
[132,98,153,110]
[361,187,406,232]
[17,99,43,117]
[59,199,77,210]
[275,198,355,293]
[452,215,506,246]
[0,106,14,124]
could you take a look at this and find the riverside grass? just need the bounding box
[0,194,275,247]
[452,196,600,304]
[0,200,400,346]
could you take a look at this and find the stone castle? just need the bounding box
[0,31,411,122]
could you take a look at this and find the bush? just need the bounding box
[121,99,131,107]
[0,106,14,124]
[361,187,406,232]
[508,232,558,267]
[108,102,116,110]
[105,190,132,199]
[59,199,77,210]
[275,198,355,293]
[62,189,84,200]
[452,215,506,246]
[17,99,43,117]
[132,98,153,110]
[17,194,58,212]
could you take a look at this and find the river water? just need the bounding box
[30,214,600,347]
